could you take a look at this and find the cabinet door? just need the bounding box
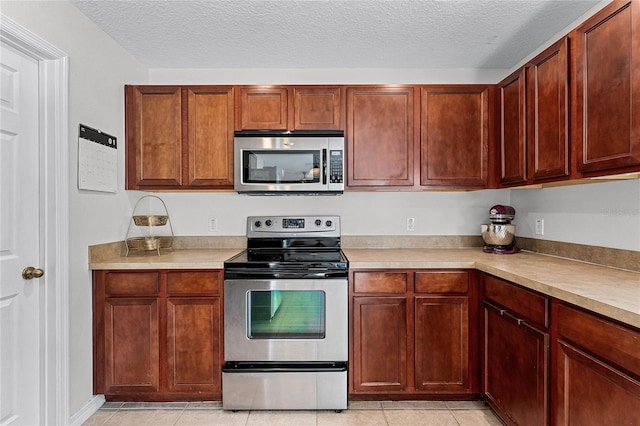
[166,298,221,394]
[415,296,469,392]
[125,85,183,189]
[104,298,160,393]
[293,86,342,130]
[499,70,527,185]
[237,87,289,130]
[421,86,490,188]
[186,86,234,187]
[526,38,570,181]
[346,86,417,187]
[483,302,549,426]
[556,341,640,425]
[572,0,640,174]
[555,303,640,425]
[352,296,408,392]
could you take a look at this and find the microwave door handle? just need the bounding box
[322,149,327,185]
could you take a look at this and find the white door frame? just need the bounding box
[0,14,70,425]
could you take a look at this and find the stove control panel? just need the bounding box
[247,215,340,237]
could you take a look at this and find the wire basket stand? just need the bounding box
[125,195,174,256]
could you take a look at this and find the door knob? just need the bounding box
[22,267,44,280]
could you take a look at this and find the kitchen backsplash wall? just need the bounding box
[132,189,510,238]
[511,179,640,252]
[127,178,640,253]
[129,178,640,253]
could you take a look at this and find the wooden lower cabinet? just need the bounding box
[350,269,477,398]
[481,274,550,426]
[415,296,469,392]
[166,297,221,393]
[555,303,640,425]
[94,270,223,401]
[352,296,408,393]
[103,297,160,393]
[483,301,549,426]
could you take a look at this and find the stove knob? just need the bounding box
[254,220,262,228]
[325,220,332,227]
[265,219,272,227]
[315,219,322,227]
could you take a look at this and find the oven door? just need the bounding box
[224,278,347,362]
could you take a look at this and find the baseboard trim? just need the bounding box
[69,395,105,426]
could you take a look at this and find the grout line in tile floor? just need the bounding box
[82,400,505,425]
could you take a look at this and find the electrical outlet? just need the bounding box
[534,219,544,235]
[406,217,415,232]
[209,218,217,232]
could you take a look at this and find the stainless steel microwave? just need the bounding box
[234,130,345,195]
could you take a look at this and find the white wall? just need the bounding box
[511,179,640,251]
[1,0,148,418]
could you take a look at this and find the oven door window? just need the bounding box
[242,150,321,184]
[247,290,325,339]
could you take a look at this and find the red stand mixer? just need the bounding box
[481,205,519,254]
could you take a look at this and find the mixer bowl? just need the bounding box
[481,224,516,246]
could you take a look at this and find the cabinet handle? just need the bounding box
[517,319,524,326]
[499,309,506,316]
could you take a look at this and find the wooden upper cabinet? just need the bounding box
[237,86,289,130]
[186,86,234,187]
[346,86,417,187]
[420,86,491,188]
[237,86,343,131]
[125,85,234,190]
[572,0,640,174]
[499,69,527,186]
[526,38,570,181]
[126,85,183,188]
[293,86,342,130]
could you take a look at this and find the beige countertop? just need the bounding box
[89,248,242,270]
[89,247,640,329]
[345,248,640,329]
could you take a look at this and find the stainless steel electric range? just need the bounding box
[222,215,348,411]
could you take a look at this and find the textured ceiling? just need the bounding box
[69,0,603,69]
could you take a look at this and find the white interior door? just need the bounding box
[0,43,42,426]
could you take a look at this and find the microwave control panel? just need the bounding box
[329,150,344,183]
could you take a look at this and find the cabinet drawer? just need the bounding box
[415,271,468,293]
[482,274,549,327]
[167,271,220,295]
[558,303,640,376]
[352,271,408,294]
[104,271,159,295]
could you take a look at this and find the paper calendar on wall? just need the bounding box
[78,124,117,193]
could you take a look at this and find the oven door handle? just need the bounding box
[224,270,348,279]
[223,361,347,373]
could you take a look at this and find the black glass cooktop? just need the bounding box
[224,248,348,279]
[226,248,347,267]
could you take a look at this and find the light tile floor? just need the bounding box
[83,400,504,425]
